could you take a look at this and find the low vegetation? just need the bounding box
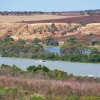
[0,64,100,100]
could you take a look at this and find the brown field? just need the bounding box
[55,34,100,42]
[22,15,100,23]
[0,15,87,23]
[0,15,72,23]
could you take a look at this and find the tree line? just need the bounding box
[0,35,100,63]
[0,9,100,15]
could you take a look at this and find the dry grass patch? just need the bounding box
[0,15,68,22]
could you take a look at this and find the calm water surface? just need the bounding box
[0,57,100,77]
[44,47,60,54]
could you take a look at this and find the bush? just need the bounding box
[30,94,45,100]
[4,35,14,42]
[19,98,27,100]
[88,33,94,36]
[61,31,66,36]
[19,39,26,44]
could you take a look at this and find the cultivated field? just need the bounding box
[0,15,69,23]
[0,14,87,23]
[22,15,100,23]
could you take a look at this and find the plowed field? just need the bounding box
[22,16,100,23]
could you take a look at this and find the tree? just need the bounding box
[39,30,42,34]
[79,21,87,26]
[32,38,41,45]
[19,39,26,44]
[0,38,3,43]
[4,35,14,42]
[51,30,55,34]
[90,48,100,56]
[61,40,90,55]
[66,37,77,44]
[67,21,71,25]
[42,66,50,72]
[25,25,28,31]
[33,29,36,34]
[90,41,97,46]
[87,11,92,16]
[45,36,59,46]
[79,21,84,26]
[61,31,66,36]
[51,23,56,29]
[80,11,84,15]
[52,12,56,15]
[51,23,57,34]
[98,40,100,46]
[27,65,36,72]
[89,33,94,36]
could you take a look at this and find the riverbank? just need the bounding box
[0,57,100,77]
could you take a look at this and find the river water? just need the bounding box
[0,57,100,77]
[44,47,60,54]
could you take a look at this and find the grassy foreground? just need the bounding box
[0,64,100,100]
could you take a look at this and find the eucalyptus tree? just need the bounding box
[60,40,90,55]
[4,35,14,42]
[45,36,59,46]
[32,38,41,45]
[19,39,26,44]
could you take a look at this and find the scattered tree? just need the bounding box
[19,39,26,44]
[32,38,41,45]
[4,35,14,42]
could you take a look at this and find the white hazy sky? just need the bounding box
[0,0,100,11]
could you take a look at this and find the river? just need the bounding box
[44,47,60,54]
[0,57,100,77]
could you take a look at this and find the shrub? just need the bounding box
[19,39,26,44]
[61,31,66,36]
[30,94,45,100]
[88,33,94,36]
[19,98,27,100]
[4,35,14,42]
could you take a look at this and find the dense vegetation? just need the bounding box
[0,36,100,63]
[0,64,100,100]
